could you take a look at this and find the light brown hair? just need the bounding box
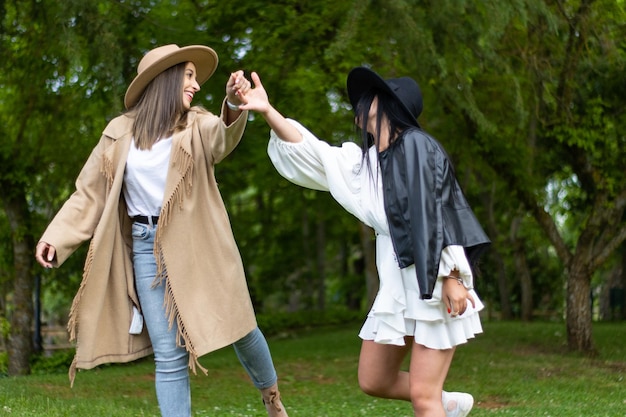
[130,62,189,150]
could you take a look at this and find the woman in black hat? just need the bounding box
[238,68,490,417]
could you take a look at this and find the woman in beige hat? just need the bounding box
[35,44,289,417]
[237,69,491,417]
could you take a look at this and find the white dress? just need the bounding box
[268,120,484,349]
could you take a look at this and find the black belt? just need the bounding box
[132,215,159,225]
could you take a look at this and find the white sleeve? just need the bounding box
[437,245,474,289]
[267,119,333,191]
[267,119,369,222]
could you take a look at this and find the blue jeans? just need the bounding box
[132,222,278,417]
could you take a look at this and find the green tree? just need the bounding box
[198,0,366,311]
[0,0,142,375]
[479,0,626,352]
[391,0,626,351]
[273,0,626,351]
[4,0,624,379]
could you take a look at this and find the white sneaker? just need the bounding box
[442,391,474,417]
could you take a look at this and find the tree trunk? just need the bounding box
[516,249,534,322]
[613,245,626,320]
[301,209,314,309]
[566,261,596,354]
[4,191,34,376]
[359,223,378,309]
[511,216,533,321]
[481,187,512,319]
[315,218,326,310]
[494,252,512,320]
[0,281,7,353]
[598,250,623,320]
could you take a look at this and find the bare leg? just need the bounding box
[408,342,455,417]
[358,338,466,417]
[357,338,412,399]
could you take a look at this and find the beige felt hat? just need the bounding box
[124,44,218,109]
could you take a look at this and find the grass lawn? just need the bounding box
[0,320,624,416]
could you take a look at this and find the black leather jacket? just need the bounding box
[378,128,490,299]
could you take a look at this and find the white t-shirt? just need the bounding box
[123,137,173,217]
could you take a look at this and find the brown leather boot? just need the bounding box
[261,383,289,417]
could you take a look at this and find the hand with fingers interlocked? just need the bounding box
[226,70,252,107]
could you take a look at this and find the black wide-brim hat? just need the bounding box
[347,67,422,127]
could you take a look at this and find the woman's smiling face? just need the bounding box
[182,62,200,109]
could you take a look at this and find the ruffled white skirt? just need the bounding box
[358,234,484,350]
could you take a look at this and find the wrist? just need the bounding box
[442,274,464,286]
[226,100,241,111]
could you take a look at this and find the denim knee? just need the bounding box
[233,327,278,389]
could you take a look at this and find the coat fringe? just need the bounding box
[164,277,208,375]
[101,155,114,190]
[67,240,96,342]
[153,141,193,285]
[66,152,116,384]
[151,141,206,374]
[69,357,78,387]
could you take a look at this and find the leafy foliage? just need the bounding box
[1,0,626,376]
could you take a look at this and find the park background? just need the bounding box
[0,0,625,414]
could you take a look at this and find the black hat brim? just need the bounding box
[347,67,391,112]
[347,67,420,127]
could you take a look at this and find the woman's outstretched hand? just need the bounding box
[237,72,271,114]
[238,71,303,143]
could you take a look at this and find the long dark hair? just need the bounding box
[355,88,419,177]
[129,62,188,150]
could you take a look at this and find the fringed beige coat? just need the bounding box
[39,102,257,384]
